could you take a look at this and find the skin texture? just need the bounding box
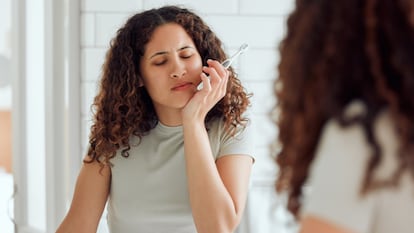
[56,21,253,233]
[139,23,203,125]
[300,215,356,233]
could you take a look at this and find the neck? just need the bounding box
[155,107,183,127]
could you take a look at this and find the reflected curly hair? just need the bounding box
[275,0,414,217]
[86,6,251,166]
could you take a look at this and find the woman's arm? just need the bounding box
[56,160,110,233]
[183,122,253,233]
[183,124,253,233]
[300,215,357,233]
[182,59,253,233]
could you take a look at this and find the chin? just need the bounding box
[166,100,189,110]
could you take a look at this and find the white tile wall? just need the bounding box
[94,13,131,47]
[81,48,106,81]
[248,81,276,114]
[81,13,95,47]
[242,186,298,233]
[81,0,142,12]
[81,81,98,116]
[239,48,280,81]
[204,16,285,48]
[143,0,239,14]
[79,0,295,232]
[81,47,107,81]
[240,0,295,16]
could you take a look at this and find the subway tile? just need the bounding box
[204,15,287,49]
[246,81,276,115]
[81,81,98,117]
[251,114,277,148]
[240,0,295,16]
[81,48,107,81]
[81,116,94,151]
[244,186,298,232]
[82,0,143,12]
[95,13,132,47]
[143,0,238,14]
[250,147,279,183]
[238,48,280,82]
[81,13,95,47]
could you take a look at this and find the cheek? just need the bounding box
[188,58,203,74]
[140,65,162,84]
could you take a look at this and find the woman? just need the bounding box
[275,0,414,232]
[57,5,254,233]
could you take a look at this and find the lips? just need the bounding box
[171,82,193,91]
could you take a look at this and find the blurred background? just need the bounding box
[0,0,296,232]
[0,0,13,232]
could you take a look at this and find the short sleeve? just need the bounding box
[301,120,376,233]
[215,117,255,162]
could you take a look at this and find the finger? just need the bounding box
[209,74,227,101]
[219,70,229,94]
[202,66,222,85]
[216,77,228,100]
[200,73,212,92]
[207,59,227,78]
[215,70,229,99]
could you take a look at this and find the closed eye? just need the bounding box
[181,54,193,59]
[153,60,167,66]
[179,47,195,59]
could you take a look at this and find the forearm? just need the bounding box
[56,213,99,233]
[183,122,240,233]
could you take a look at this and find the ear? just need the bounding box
[137,76,144,87]
[138,80,144,87]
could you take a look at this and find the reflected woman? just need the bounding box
[57,5,254,233]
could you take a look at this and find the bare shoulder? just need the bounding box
[56,159,111,233]
[300,215,357,233]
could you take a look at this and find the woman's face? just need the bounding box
[140,23,203,116]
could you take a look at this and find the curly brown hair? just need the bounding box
[86,5,251,166]
[275,0,414,217]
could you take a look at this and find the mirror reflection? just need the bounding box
[4,1,295,233]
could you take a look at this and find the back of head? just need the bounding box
[275,0,414,217]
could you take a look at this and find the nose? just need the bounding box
[169,59,186,79]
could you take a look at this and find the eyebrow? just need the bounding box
[149,45,194,59]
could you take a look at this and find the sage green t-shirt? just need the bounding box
[107,118,254,233]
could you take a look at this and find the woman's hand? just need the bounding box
[182,59,229,124]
